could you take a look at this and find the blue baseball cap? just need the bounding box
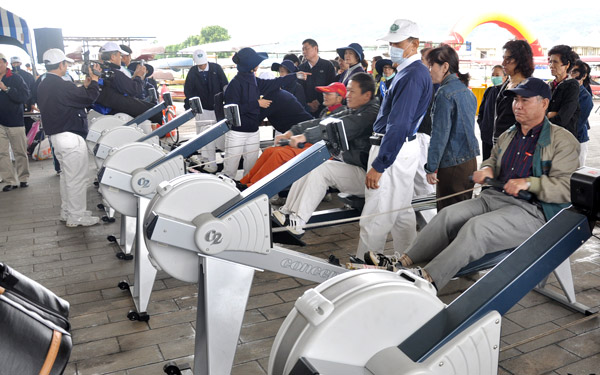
[271,60,298,73]
[505,77,551,100]
[233,47,268,72]
[336,43,364,61]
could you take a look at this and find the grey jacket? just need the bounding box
[290,98,380,169]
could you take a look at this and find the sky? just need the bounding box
[2,1,599,62]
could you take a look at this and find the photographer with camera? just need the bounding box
[94,42,162,123]
[37,49,102,227]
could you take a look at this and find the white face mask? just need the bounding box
[390,46,406,65]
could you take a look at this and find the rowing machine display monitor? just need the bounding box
[162,91,173,107]
[570,166,600,225]
[321,118,349,155]
[224,104,241,128]
[189,95,204,116]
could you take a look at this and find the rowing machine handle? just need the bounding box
[484,177,534,201]
[277,139,305,148]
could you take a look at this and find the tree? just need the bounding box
[164,25,230,57]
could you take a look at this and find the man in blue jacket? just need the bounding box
[37,49,101,227]
[0,52,30,192]
[185,49,229,172]
[357,19,433,257]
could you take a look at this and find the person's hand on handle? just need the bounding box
[472,167,494,184]
[503,178,530,197]
[289,134,307,148]
[274,131,292,146]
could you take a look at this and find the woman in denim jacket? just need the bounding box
[424,45,479,211]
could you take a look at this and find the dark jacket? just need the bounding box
[184,62,228,111]
[576,84,593,143]
[37,73,100,139]
[104,62,144,97]
[13,67,35,109]
[425,74,479,173]
[290,98,380,169]
[548,78,580,137]
[224,72,296,132]
[493,79,518,142]
[0,69,29,127]
[338,64,365,86]
[260,89,313,133]
[298,57,337,116]
[282,80,309,113]
[477,85,501,146]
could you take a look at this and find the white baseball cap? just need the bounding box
[100,42,129,55]
[193,49,208,65]
[10,56,21,63]
[43,49,74,65]
[378,19,420,43]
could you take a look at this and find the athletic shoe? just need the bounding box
[286,213,305,235]
[19,182,28,188]
[202,163,218,173]
[272,210,287,226]
[397,266,431,283]
[61,210,93,222]
[321,193,332,202]
[364,251,403,268]
[66,215,100,228]
[2,185,18,192]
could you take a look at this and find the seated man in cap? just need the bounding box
[273,73,379,234]
[94,42,163,123]
[238,81,346,188]
[373,77,579,292]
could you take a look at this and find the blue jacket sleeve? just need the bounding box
[371,77,423,172]
[225,78,256,116]
[257,74,296,96]
[425,91,453,173]
[64,81,100,108]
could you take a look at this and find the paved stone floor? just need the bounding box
[2,107,600,375]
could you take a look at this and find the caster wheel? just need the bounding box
[107,217,116,223]
[107,235,117,242]
[116,252,134,261]
[97,203,105,210]
[127,310,150,322]
[102,216,109,222]
[163,362,182,375]
[118,281,129,290]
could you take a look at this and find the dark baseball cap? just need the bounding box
[505,77,551,100]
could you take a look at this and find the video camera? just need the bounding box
[80,49,113,80]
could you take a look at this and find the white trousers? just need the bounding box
[283,160,366,222]
[579,141,588,167]
[413,133,436,224]
[194,110,225,169]
[358,140,420,256]
[0,125,30,185]
[222,130,260,179]
[50,132,90,219]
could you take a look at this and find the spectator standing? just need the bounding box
[547,45,580,137]
[493,40,535,145]
[223,47,296,179]
[424,45,479,211]
[0,52,30,192]
[336,43,366,86]
[37,49,101,227]
[477,65,506,160]
[298,39,337,117]
[357,19,433,257]
[570,60,593,166]
[271,59,308,112]
[184,49,229,172]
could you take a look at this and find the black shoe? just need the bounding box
[328,254,341,267]
[235,181,248,191]
[348,255,365,264]
[3,185,18,192]
[19,182,28,188]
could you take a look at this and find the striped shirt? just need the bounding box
[497,123,542,183]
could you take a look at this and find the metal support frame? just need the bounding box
[128,196,157,315]
[117,214,136,255]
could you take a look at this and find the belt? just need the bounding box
[369,133,416,146]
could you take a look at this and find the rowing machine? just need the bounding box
[268,167,600,375]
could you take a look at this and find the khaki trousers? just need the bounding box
[0,124,30,185]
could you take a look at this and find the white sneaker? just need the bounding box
[272,210,287,226]
[286,213,306,235]
[202,163,218,173]
[61,210,93,222]
[66,215,100,227]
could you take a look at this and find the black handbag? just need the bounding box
[0,262,72,375]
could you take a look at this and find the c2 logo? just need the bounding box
[137,177,151,188]
[205,230,223,245]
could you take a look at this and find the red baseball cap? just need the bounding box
[316,82,347,98]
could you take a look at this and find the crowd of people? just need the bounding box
[0,18,594,292]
